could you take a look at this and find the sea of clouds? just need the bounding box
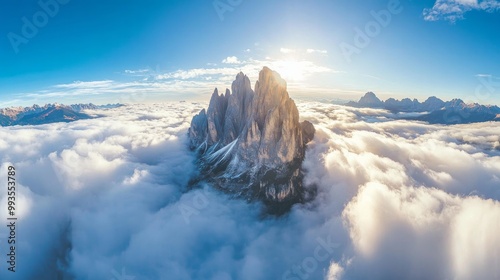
[0,101,499,280]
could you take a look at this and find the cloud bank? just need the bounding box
[0,102,499,279]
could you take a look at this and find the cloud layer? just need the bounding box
[0,102,499,279]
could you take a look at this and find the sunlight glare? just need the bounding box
[272,60,306,82]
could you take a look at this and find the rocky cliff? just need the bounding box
[189,67,315,213]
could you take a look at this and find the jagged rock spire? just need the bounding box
[188,67,315,214]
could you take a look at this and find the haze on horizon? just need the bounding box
[1,0,500,107]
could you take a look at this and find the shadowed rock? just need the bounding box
[188,67,315,214]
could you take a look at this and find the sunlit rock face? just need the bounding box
[189,67,315,213]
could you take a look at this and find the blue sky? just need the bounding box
[1,0,500,106]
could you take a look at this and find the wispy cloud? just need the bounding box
[118,52,336,95]
[14,79,218,105]
[7,46,337,105]
[282,48,329,55]
[52,80,115,89]
[424,0,500,22]
[307,49,328,54]
[156,67,238,80]
[124,69,149,74]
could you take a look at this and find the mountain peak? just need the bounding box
[189,67,315,214]
[448,98,465,105]
[358,91,383,107]
[257,66,288,94]
[425,96,442,102]
[232,72,252,96]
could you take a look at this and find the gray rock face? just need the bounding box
[188,67,315,212]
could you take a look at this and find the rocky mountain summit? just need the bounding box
[353,91,384,108]
[189,67,315,213]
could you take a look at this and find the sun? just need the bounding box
[272,60,306,82]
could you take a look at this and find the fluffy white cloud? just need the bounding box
[424,0,500,22]
[222,56,242,64]
[299,101,500,279]
[0,101,499,279]
[280,48,296,54]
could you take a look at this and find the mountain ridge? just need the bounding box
[347,92,500,124]
[0,103,122,126]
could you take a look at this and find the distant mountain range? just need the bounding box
[347,92,500,124]
[0,103,122,126]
